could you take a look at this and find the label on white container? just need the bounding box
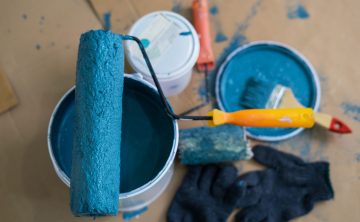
[131,14,182,61]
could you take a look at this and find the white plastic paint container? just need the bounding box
[125,11,200,97]
[48,74,179,212]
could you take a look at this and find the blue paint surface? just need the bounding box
[341,102,360,122]
[209,5,219,15]
[179,31,192,36]
[103,12,112,30]
[217,43,318,138]
[141,38,150,48]
[50,78,174,199]
[287,1,310,19]
[215,32,228,42]
[71,30,123,216]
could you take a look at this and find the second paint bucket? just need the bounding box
[47,74,179,212]
[125,11,200,97]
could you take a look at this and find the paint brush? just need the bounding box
[241,77,352,133]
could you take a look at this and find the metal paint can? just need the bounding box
[125,11,200,97]
[48,74,179,212]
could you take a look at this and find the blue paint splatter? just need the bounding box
[179,31,192,36]
[215,32,228,42]
[39,16,45,25]
[172,0,182,13]
[355,153,360,162]
[209,4,228,43]
[123,207,148,220]
[103,12,111,30]
[209,5,219,15]
[281,128,328,161]
[200,0,263,101]
[141,38,150,48]
[287,1,310,19]
[341,102,360,122]
[22,13,28,20]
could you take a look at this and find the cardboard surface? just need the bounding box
[0,68,18,113]
[1,0,360,221]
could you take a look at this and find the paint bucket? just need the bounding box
[48,74,179,212]
[216,41,320,141]
[125,11,200,97]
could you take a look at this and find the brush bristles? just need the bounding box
[240,76,276,109]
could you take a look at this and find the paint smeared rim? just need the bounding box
[215,40,321,141]
[47,74,179,204]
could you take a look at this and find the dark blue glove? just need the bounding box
[234,145,334,222]
[167,165,239,222]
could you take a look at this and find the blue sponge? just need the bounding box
[71,30,123,216]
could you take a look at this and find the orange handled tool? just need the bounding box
[208,108,315,128]
[192,0,215,71]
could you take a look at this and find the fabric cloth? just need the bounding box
[167,165,240,222]
[234,145,334,222]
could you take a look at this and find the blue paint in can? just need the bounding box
[49,78,175,194]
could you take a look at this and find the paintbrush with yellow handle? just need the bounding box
[241,77,352,133]
[208,108,314,128]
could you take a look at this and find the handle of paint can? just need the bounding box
[209,108,315,128]
[192,0,215,71]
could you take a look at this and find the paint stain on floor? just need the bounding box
[209,4,228,43]
[171,0,182,13]
[103,12,111,30]
[287,0,310,19]
[341,102,360,122]
[355,153,360,162]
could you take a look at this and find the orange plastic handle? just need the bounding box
[192,0,215,71]
[209,108,315,128]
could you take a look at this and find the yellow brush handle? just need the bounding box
[209,108,315,128]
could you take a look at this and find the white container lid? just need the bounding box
[125,11,199,80]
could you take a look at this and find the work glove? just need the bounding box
[167,165,240,222]
[234,145,334,222]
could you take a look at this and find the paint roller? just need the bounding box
[71,30,123,216]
